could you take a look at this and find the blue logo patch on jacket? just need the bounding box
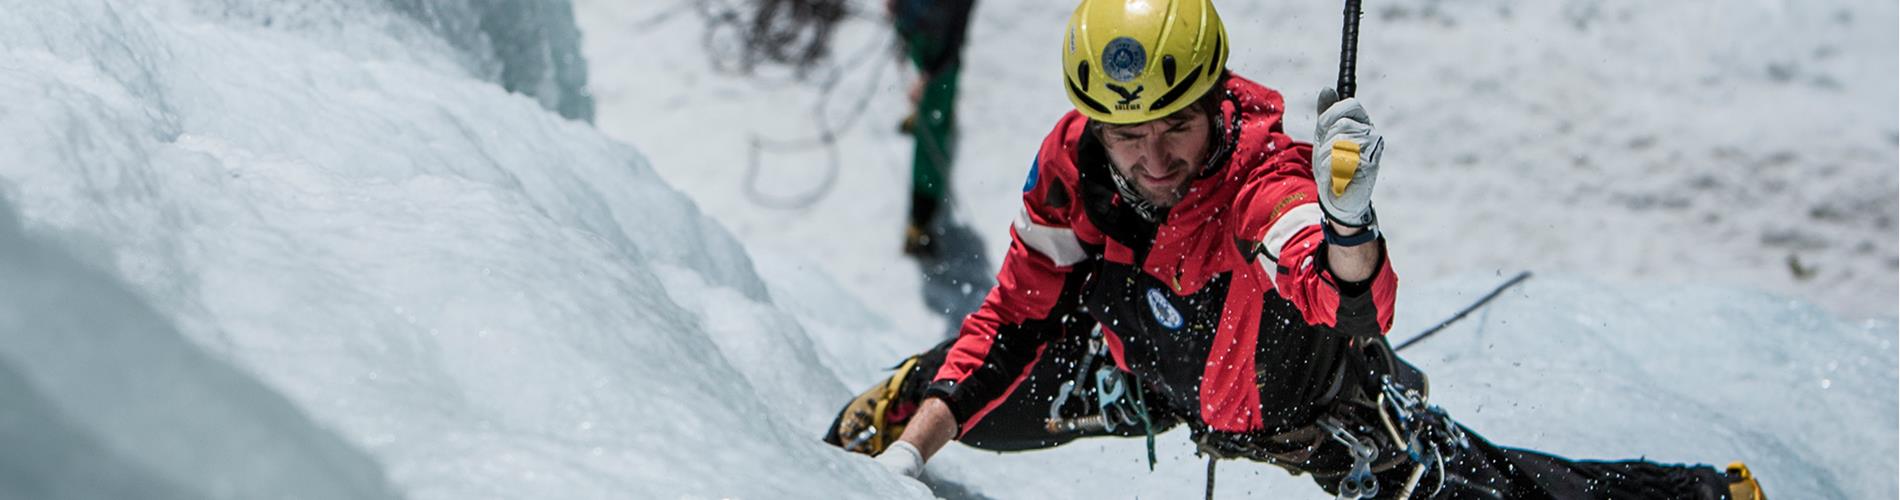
[1146,288,1185,330]
[1022,158,1040,193]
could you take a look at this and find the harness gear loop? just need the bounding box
[1318,416,1380,500]
[1046,327,1105,430]
[1038,327,1156,470]
[1369,371,1484,499]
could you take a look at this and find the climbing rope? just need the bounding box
[1394,271,1533,352]
[738,28,896,209]
[634,0,898,209]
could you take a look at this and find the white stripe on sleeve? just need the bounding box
[1013,207,1088,266]
[1261,203,1322,260]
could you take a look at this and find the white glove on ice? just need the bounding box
[874,441,924,478]
[1312,87,1386,228]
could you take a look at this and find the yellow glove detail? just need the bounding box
[1330,141,1361,197]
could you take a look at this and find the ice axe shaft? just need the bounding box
[1337,0,1363,99]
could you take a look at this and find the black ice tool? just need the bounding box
[1336,0,1363,99]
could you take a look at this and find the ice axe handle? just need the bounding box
[1337,0,1362,99]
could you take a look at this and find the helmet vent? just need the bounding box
[1148,67,1202,112]
[1162,56,1178,86]
[1068,78,1112,115]
[1206,34,1224,77]
[1077,61,1091,91]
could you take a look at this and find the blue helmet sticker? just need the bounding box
[1146,288,1185,330]
[1022,158,1040,193]
[1102,37,1147,83]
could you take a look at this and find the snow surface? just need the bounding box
[0,0,1893,500]
[1,1,915,498]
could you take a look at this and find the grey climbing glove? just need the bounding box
[874,441,924,478]
[1312,87,1386,228]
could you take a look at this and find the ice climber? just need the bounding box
[823,0,1768,498]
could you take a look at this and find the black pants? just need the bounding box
[896,335,1732,499]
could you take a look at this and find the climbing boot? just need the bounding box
[822,356,922,455]
[1726,462,1765,500]
[902,224,936,257]
[898,112,918,135]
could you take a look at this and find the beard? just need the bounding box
[1121,159,1193,207]
[1136,182,1186,207]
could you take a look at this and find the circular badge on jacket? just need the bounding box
[1102,37,1147,82]
[1145,288,1185,330]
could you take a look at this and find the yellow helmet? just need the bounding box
[1062,0,1230,124]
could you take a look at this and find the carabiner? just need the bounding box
[1319,417,1380,500]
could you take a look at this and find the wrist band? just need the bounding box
[1324,222,1379,247]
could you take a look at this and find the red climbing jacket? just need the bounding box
[925,73,1399,435]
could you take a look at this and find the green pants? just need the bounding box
[905,46,958,228]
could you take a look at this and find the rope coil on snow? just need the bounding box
[638,0,899,209]
[738,27,895,209]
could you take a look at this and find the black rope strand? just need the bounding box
[686,0,883,80]
[1395,271,1533,352]
[1204,456,1218,500]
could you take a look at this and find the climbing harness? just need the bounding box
[1043,327,1160,469]
[1368,372,1480,499]
[1318,416,1382,500]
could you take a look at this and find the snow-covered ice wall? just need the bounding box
[0,0,923,498]
[0,201,402,500]
[201,0,594,121]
